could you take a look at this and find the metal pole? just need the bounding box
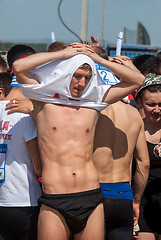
[101,0,105,47]
[0,41,7,51]
[81,0,88,42]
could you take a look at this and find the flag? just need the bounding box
[51,32,56,43]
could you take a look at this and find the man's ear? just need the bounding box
[0,88,5,100]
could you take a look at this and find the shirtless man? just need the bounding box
[93,100,150,240]
[13,44,145,240]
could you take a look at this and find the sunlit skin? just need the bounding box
[70,68,92,98]
[12,45,145,240]
[140,90,161,125]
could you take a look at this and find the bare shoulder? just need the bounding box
[114,101,141,116]
[108,101,143,128]
[100,103,115,119]
[123,102,143,123]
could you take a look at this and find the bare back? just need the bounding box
[32,100,100,194]
[93,101,143,183]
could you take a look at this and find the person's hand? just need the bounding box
[133,223,140,239]
[108,56,116,62]
[133,202,139,226]
[113,55,140,71]
[61,45,82,59]
[90,35,99,46]
[70,43,102,63]
[70,42,94,55]
[83,40,90,45]
[133,202,140,239]
[82,35,99,47]
[5,98,33,114]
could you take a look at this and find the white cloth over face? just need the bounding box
[19,54,111,111]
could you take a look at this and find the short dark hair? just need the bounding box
[0,55,7,72]
[156,51,161,60]
[47,41,68,52]
[92,46,109,60]
[7,44,36,70]
[132,54,152,72]
[0,72,12,96]
[79,63,92,71]
[136,84,161,101]
[140,56,161,75]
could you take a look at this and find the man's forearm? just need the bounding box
[13,51,65,76]
[132,121,150,204]
[132,161,149,203]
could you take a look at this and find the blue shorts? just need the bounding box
[100,182,133,200]
[100,182,133,240]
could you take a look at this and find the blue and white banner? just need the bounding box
[0,144,7,183]
[95,63,120,86]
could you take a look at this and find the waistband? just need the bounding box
[42,187,102,199]
[100,182,133,200]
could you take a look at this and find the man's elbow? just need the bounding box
[135,74,145,89]
[140,161,150,179]
[12,60,23,75]
[144,161,150,173]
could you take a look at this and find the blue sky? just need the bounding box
[1,0,161,47]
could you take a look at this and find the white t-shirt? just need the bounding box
[19,54,110,111]
[0,101,41,206]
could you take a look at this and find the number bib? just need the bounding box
[0,144,7,183]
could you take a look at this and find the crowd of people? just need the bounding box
[0,35,161,240]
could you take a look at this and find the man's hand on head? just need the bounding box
[112,55,140,72]
[70,43,102,63]
[61,45,81,59]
